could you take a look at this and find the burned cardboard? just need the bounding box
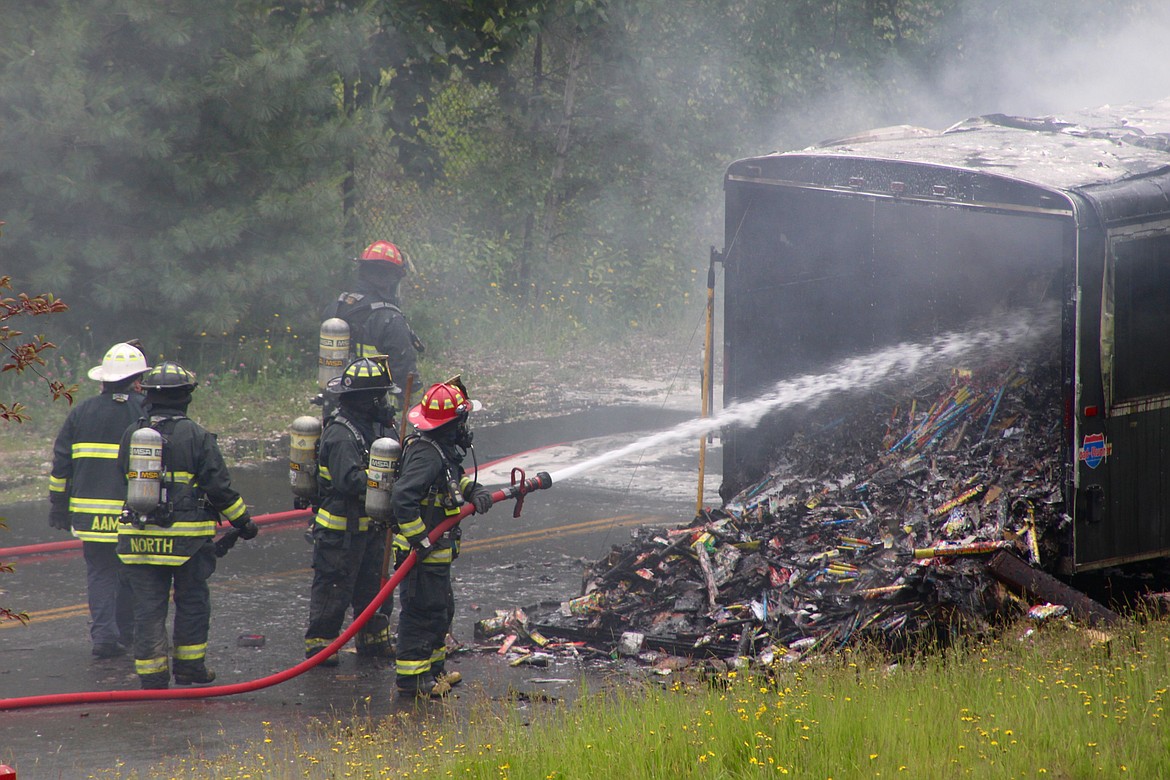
[484,355,1116,666]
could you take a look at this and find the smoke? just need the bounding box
[794,0,1170,141]
[935,1,1170,118]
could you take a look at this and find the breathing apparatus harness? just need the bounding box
[331,293,426,357]
[398,430,483,559]
[122,412,206,530]
[323,409,375,541]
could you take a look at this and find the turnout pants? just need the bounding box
[123,542,217,681]
[305,527,393,655]
[83,540,135,648]
[394,556,453,689]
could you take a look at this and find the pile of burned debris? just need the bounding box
[477,356,1106,666]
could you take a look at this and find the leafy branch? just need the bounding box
[0,274,75,423]
[0,217,71,623]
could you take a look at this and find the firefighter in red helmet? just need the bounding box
[322,240,423,400]
[391,377,493,698]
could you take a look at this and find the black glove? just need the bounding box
[49,506,71,531]
[231,515,259,541]
[469,486,493,515]
[214,529,240,558]
[407,533,434,560]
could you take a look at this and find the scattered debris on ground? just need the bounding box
[473,354,1126,671]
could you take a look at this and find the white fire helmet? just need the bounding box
[87,342,150,382]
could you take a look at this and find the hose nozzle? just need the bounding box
[501,469,554,518]
[527,471,553,492]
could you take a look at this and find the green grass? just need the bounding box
[112,616,1169,779]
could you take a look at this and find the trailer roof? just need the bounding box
[778,99,1170,191]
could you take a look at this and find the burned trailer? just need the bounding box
[721,101,1170,574]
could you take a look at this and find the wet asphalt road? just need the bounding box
[0,405,722,778]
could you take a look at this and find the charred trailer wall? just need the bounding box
[720,108,1170,572]
[720,156,1073,499]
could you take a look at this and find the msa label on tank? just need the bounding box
[1078,433,1112,469]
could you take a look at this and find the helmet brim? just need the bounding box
[406,397,482,430]
[334,383,401,396]
[87,364,148,382]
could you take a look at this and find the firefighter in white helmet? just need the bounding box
[48,341,149,659]
[116,360,257,689]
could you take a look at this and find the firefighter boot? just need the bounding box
[173,660,216,686]
[356,613,395,658]
[396,674,451,699]
[431,665,462,688]
[139,672,169,690]
[306,639,340,668]
[92,642,127,659]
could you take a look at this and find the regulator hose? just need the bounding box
[0,472,552,711]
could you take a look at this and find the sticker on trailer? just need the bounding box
[1078,433,1112,469]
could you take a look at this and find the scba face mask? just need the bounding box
[454,418,474,449]
[372,392,396,425]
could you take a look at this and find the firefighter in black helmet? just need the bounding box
[116,361,258,689]
[304,357,400,667]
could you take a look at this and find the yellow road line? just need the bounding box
[1,604,89,628]
[4,513,677,627]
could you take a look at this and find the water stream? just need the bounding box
[549,309,1058,486]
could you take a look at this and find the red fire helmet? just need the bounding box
[358,240,405,269]
[407,381,482,431]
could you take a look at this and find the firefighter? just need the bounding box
[391,378,493,698]
[323,240,423,404]
[48,342,149,658]
[116,361,257,689]
[304,358,400,667]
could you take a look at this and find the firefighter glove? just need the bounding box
[232,515,259,540]
[468,485,493,515]
[407,533,434,560]
[49,506,70,531]
[215,529,240,558]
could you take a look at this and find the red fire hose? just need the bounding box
[0,509,312,560]
[0,471,551,711]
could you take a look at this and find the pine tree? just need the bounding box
[0,1,387,349]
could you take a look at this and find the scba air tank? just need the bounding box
[289,416,322,500]
[126,426,164,516]
[318,317,350,390]
[366,437,402,523]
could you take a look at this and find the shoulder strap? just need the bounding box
[146,412,188,431]
[142,413,191,493]
[331,412,370,456]
[366,301,425,354]
[397,432,452,475]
